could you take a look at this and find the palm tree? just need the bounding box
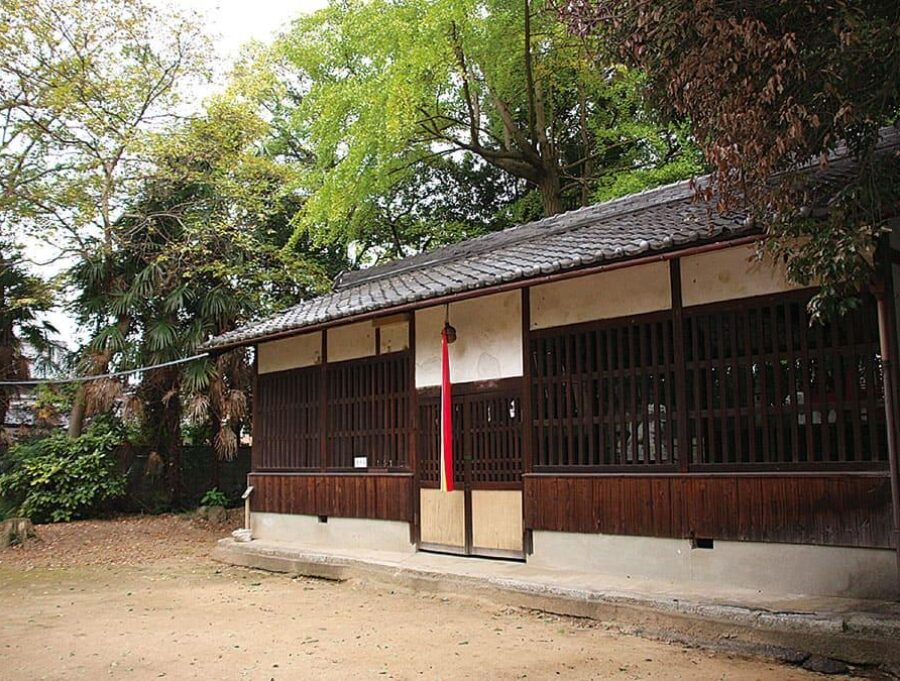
[0,242,59,443]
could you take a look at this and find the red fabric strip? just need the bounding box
[441,326,454,492]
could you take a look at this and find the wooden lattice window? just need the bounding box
[326,352,411,469]
[417,399,465,486]
[418,380,523,488]
[468,391,523,485]
[530,314,678,470]
[254,365,321,470]
[683,292,888,469]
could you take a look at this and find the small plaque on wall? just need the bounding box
[354,456,368,469]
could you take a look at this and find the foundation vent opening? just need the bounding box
[318,515,328,524]
[692,537,714,550]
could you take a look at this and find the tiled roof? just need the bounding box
[205,127,899,350]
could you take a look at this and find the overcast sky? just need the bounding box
[38,0,326,349]
[173,0,326,67]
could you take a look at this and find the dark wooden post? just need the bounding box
[873,282,900,593]
[521,287,533,475]
[521,287,534,554]
[408,314,419,545]
[319,330,328,473]
[670,259,690,473]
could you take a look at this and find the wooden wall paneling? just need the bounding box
[248,473,414,522]
[523,474,894,549]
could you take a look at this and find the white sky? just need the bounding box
[173,0,326,68]
[36,0,327,349]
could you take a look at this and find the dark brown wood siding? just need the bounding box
[249,473,413,522]
[254,351,412,472]
[326,352,411,469]
[523,473,895,549]
[254,365,322,471]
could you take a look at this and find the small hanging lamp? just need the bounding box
[443,304,457,344]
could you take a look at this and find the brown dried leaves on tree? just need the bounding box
[557,0,900,318]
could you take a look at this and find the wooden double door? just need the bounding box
[417,379,524,559]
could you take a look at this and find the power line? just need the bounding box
[0,352,210,387]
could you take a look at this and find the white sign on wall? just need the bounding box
[353,456,368,469]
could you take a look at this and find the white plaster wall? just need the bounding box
[328,320,376,363]
[529,531,898,599]
[415,291,522,388]
[379,321,410,354]
[681,244,803,307]
[251,512,415,554]
[258,332,322,374]
[530,262,671,330]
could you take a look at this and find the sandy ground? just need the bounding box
[0,515,857,681]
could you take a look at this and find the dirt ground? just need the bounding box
[0,515,859,680]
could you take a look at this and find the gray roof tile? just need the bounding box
[205,128,899,350]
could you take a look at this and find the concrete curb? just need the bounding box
[213,538,900,671]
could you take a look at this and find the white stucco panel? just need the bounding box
[681,244,802,307]
[327,320,376,363]
[530,261,671,330]
[415,290,522,388]
[258,332,322,374]
[379,321,410,354]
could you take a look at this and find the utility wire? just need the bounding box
[0,352,210,387]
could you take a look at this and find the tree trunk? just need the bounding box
[162,374,183,505]
[538,168,563,217]
[209,413,221,490]
[0,270,13,444]
[67,388,87,437]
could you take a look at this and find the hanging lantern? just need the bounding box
[443,320,457,344]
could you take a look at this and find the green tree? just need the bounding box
[0,0,211,435]
[70,92,347,496]
[0,0,210,251]
[0,244,58,443]
[276,0,697,251]
[557,0,900,317]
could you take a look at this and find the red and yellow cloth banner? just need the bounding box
[440,324,455,492]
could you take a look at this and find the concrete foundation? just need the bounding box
[529,531,899,600]
[250,512,415,554]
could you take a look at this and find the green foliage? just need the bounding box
[562,0,900,319]
[0,420,128,523]
[0,0,210,249]
[0,244,62,443]
[767,154,900,320]
[200,488,229,508]
[275,0,699,250]
[592,126,704,202]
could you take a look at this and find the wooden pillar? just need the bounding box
[874,282,900,593]
[408,313,420,545]
[521,287,533,475]
[520,287,533,554]
[669,259,690,473]
[319,329,328,472]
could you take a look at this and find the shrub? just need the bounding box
[200,487,228,508]
[0,420,128,523]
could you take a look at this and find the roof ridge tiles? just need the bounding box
[334,177,698,290]
[204,127,899,350]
